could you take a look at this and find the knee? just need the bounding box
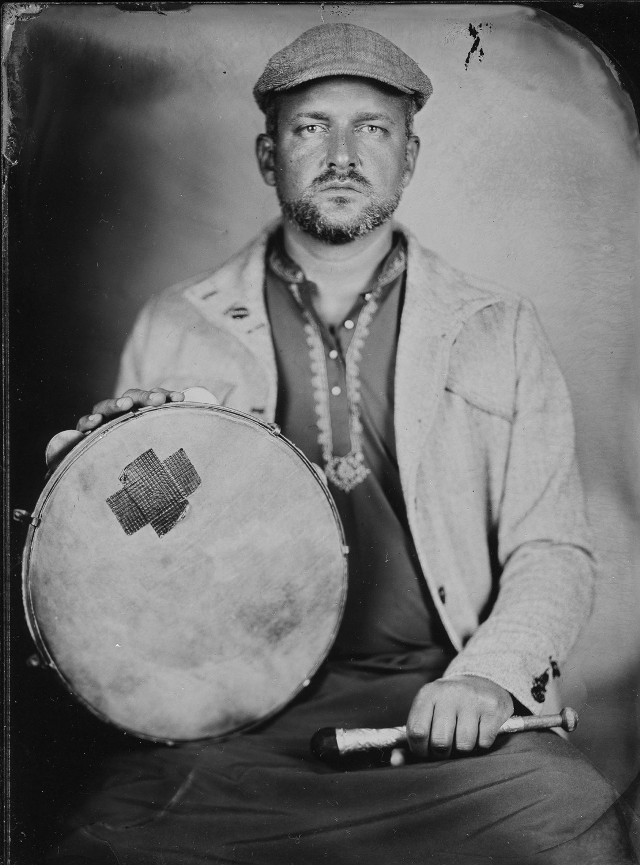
[540,801,638,864]
[538,747,614,814]
[509,735,619,850]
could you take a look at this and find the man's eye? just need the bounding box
[299,125,323,135]
[358,125,385,135]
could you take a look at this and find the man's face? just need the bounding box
[257,77,420,243]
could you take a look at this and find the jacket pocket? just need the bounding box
[444,376,514,422]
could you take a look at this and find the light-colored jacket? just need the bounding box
[117,225,595,715]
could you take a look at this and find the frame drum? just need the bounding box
[22,404,347,742]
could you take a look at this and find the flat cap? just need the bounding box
[253,23,432,112]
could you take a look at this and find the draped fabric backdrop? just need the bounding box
[7,2,640,855]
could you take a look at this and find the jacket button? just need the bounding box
[438,586,446,603]
[225,305,249,319]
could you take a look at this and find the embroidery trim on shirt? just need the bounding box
[269,234,406,493]
[302,295,381,492]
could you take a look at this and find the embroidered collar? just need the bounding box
[266,228,408,494]
[267,229,408,293]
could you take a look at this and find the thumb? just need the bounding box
[45,429,85,470]
[182,387,219,404]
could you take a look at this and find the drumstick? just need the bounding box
[310,707,578,760]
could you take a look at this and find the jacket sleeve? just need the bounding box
[442,298,596,714]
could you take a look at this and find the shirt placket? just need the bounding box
[299,283,360,458]
[273,236,406,472]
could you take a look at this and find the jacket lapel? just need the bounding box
[183,225,279,418]
[395,239,453,505]
[396,232,500,504]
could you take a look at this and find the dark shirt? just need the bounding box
[265,230,447,661]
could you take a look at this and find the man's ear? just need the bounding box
[402,135,420,187]
[256,134,277,187]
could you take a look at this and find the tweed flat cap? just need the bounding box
[253,23,432,111]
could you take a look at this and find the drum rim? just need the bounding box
[22,402,348,742]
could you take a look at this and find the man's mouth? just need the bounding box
[313,173,371,194]
[319,182,362,193]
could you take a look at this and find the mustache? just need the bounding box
[310,169,372,191]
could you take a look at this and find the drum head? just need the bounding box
[23,404,347,741]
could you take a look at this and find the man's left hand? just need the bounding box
[406,676,514,759]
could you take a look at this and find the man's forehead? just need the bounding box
[277,77,409,119]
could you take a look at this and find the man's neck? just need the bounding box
[282,220,395,326]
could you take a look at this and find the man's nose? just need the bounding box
[326,130,357,170]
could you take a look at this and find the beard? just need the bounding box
[276,169,405,245]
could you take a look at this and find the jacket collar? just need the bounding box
[184,221,276,333]
[184,220,498,329]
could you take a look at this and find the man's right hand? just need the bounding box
[76,388,185,433]
[45,388,185,470]
[47,387,219,470]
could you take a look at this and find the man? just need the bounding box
[48,23,634,864]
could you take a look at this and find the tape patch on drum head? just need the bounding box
[106,447,201,537]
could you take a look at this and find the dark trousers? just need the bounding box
[46,650,631,864]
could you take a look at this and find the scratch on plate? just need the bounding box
[465,22,491,70]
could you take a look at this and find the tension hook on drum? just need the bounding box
[13,508,40,527]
